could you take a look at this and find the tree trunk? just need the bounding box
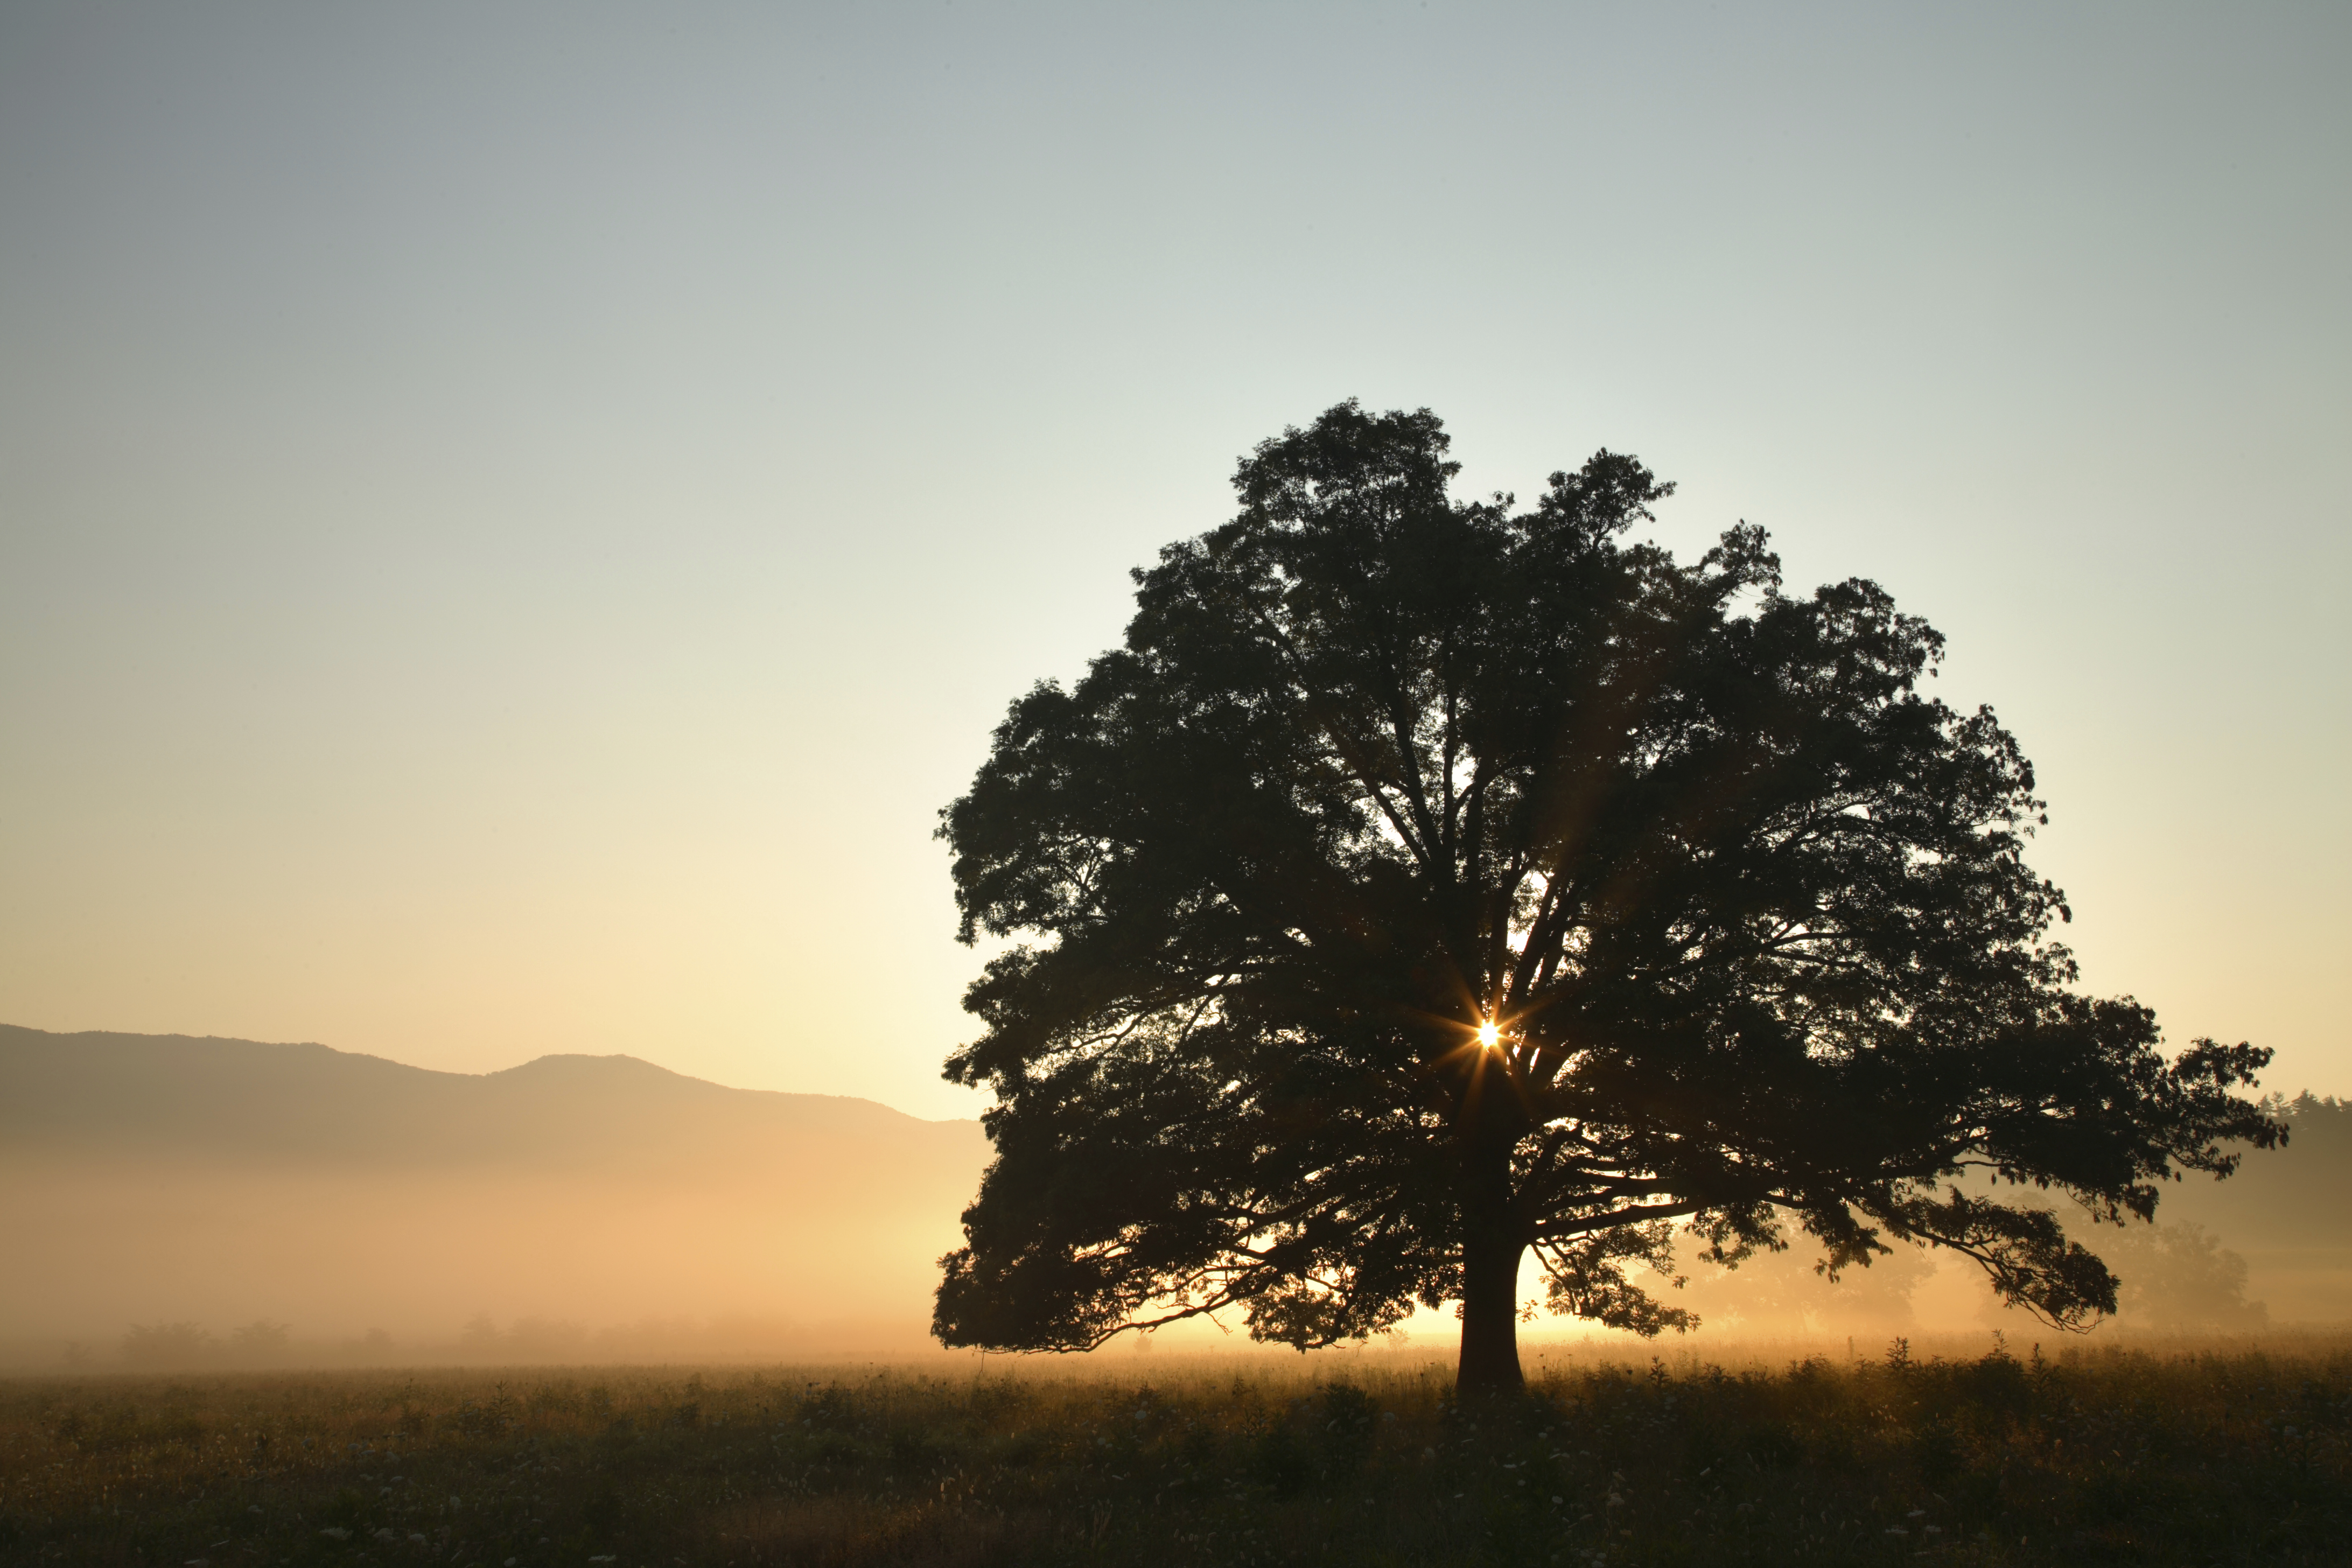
[1457,1224,1526,1395]
[1457,1132,1526,1395]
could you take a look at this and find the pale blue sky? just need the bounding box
[2,2,2345,1117]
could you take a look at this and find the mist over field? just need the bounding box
[4,1024,2342,1373]
[0,1025,989,1368]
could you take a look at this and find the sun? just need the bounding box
[1475,1019,1501,1049]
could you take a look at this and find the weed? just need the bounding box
[0,1341,2344,1565]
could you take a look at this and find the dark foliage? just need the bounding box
[935,403,2281,1388]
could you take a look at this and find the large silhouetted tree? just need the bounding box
[933,402,2280,1392]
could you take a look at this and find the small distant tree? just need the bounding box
[2104,1221,2269,1329]
[506,1317,588,1361]
[229,1319,292,1361]
[121,1321,216,1370]
[1669,1232,1936,1335]
[933,402,2284,1392]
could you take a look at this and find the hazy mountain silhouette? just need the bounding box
[2,1025,970,1171]
[0,1025,989,1365]
[3,1026,2337,1367]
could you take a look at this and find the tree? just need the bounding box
[120,1321,216,1370]
[2101,1220,2268,1330]
[229,1318,293,1363]
[933,402,2281,1392]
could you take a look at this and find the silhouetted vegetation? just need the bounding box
[11,1027,2332,1380]
[5,1343,2346,1565]
[119,1325,220,1372]
[2155,1093,2352,1322]
[936,402,2280,1391]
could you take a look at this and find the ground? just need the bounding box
[3,1337,2346,1566]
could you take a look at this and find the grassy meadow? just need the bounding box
[3,1337,2346,1567]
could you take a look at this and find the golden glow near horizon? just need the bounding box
[1476,1020,1501,1050]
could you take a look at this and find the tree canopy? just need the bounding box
[933,402,2280,1391]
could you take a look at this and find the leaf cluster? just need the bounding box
[935,402,2280,1353]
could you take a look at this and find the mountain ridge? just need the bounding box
[0,1024,977,1172]
[0,1024,991,1348]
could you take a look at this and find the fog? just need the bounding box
[1614,1091,2352,1345]
[1,1026,988,1368]
[5,1026,2342,1371]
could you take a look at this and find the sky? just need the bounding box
[1,2,2345,1121]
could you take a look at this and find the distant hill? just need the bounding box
[0,1024,968,1170]
[0,1026,991,1366]
[3,1027,2336,1366]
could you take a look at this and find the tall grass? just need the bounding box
[2,1336,2344,1565]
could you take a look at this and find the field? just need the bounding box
[3,1338,2347,1567]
